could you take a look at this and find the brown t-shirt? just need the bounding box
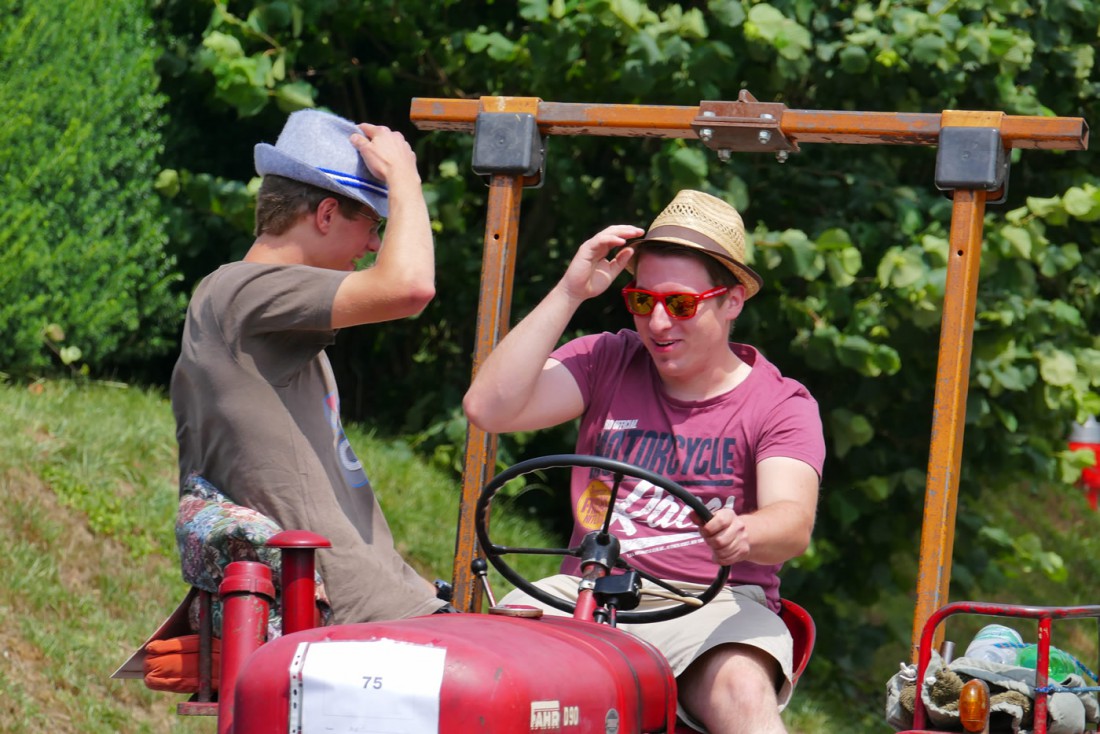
[171,261,442,623]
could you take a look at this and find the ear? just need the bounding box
[315,197,340,234]
[721,284,747,321]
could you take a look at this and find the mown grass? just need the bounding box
[6,379,1096,734]
[0,380,200,733]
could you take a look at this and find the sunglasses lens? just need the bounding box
[664,294,698,318]
[626,291,655,315]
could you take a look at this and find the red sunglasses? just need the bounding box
[621,283,729,319]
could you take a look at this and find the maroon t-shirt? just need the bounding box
[552,330,825,612]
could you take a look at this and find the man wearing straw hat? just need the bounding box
[464,189,825,733]
[172,109,451,625]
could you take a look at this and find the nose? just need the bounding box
[648,300,675,331]
[367,230,383,252]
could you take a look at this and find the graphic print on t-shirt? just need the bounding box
[594,424,740,478]
[576,475,737,559]
[320,354,371,490]
[577,422,741,562]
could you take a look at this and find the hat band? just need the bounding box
[645,224,741,264]
[317,167,389,198]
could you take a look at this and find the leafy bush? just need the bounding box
[0,0,185,378]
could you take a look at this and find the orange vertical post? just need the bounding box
[447,97,539,612]
[910,110,1002,659]
[911,188,987,658]
[452,171,525,612]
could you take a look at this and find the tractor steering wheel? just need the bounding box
[475,454,731,624]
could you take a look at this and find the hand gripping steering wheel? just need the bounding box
[475,454,731,623]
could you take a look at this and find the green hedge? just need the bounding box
[0,0,184,377]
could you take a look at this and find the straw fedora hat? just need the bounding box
[254,109,389,217]
[629,190,762,299]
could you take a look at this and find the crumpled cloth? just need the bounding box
[175,473,331,637]
[886,650,1099,734]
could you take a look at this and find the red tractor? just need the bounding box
[227,456,816,734]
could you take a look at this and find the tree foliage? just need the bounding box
[148,0,1100,695]
[0,0,184,378]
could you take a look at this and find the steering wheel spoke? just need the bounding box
[626,565,709,602]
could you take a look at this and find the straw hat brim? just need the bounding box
[627,235,763,299]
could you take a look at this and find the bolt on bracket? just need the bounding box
[690,90,800,157]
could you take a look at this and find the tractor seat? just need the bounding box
[111,475,330,715]
[779,597,816,684]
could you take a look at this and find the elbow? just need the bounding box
[462,391,504,435]
[400,282,436,317]
[791,521,815,558]
[462,392,490,433]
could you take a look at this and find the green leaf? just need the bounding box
[746,3,812,60]
[1038,348,1078,387]
[989,363,1030,392]
[828,492,860,529]
[44,323,65,342]
[668,145,709,184]
[154,169,180,198]
[1062,185,1100,221]
[829,408,875,458]
[1000,225,1032,259]
[59,345,82,365]
[1026,195,1063,218]
[814,227,853,251]
[271,51,286,83]
[519,0,550,21]
[613,0,645,28]
[1037,243,1082,278]
[708,0,746,27]
[465,31,516,61]
[978,526,1013,549]
[202,30,245,59]
[910,34,946,65]
[1076,348,1100,385]
[781,229,824,279]
[274,81,315,112]
[856,475,891,502]
[676,9,709,39]
[825,248,861,287]
[877,247,927,289]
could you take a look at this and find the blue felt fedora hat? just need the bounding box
[254,109,389,217]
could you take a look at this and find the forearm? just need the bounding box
[464,223,641,432]
[371,173,435,296]
[740,500,814,565]
[463,284,582,431]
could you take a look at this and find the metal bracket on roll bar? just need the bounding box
[691,91,800,162]
[471,110,545,188]
[935,124,1010,205]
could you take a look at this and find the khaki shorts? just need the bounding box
[499,574,795,729]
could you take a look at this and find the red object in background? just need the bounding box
[1069,416,1100,511]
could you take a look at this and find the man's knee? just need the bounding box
[678,644,787,733]
[683,643,781,705]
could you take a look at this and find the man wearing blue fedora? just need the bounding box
[171,109,451,624]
